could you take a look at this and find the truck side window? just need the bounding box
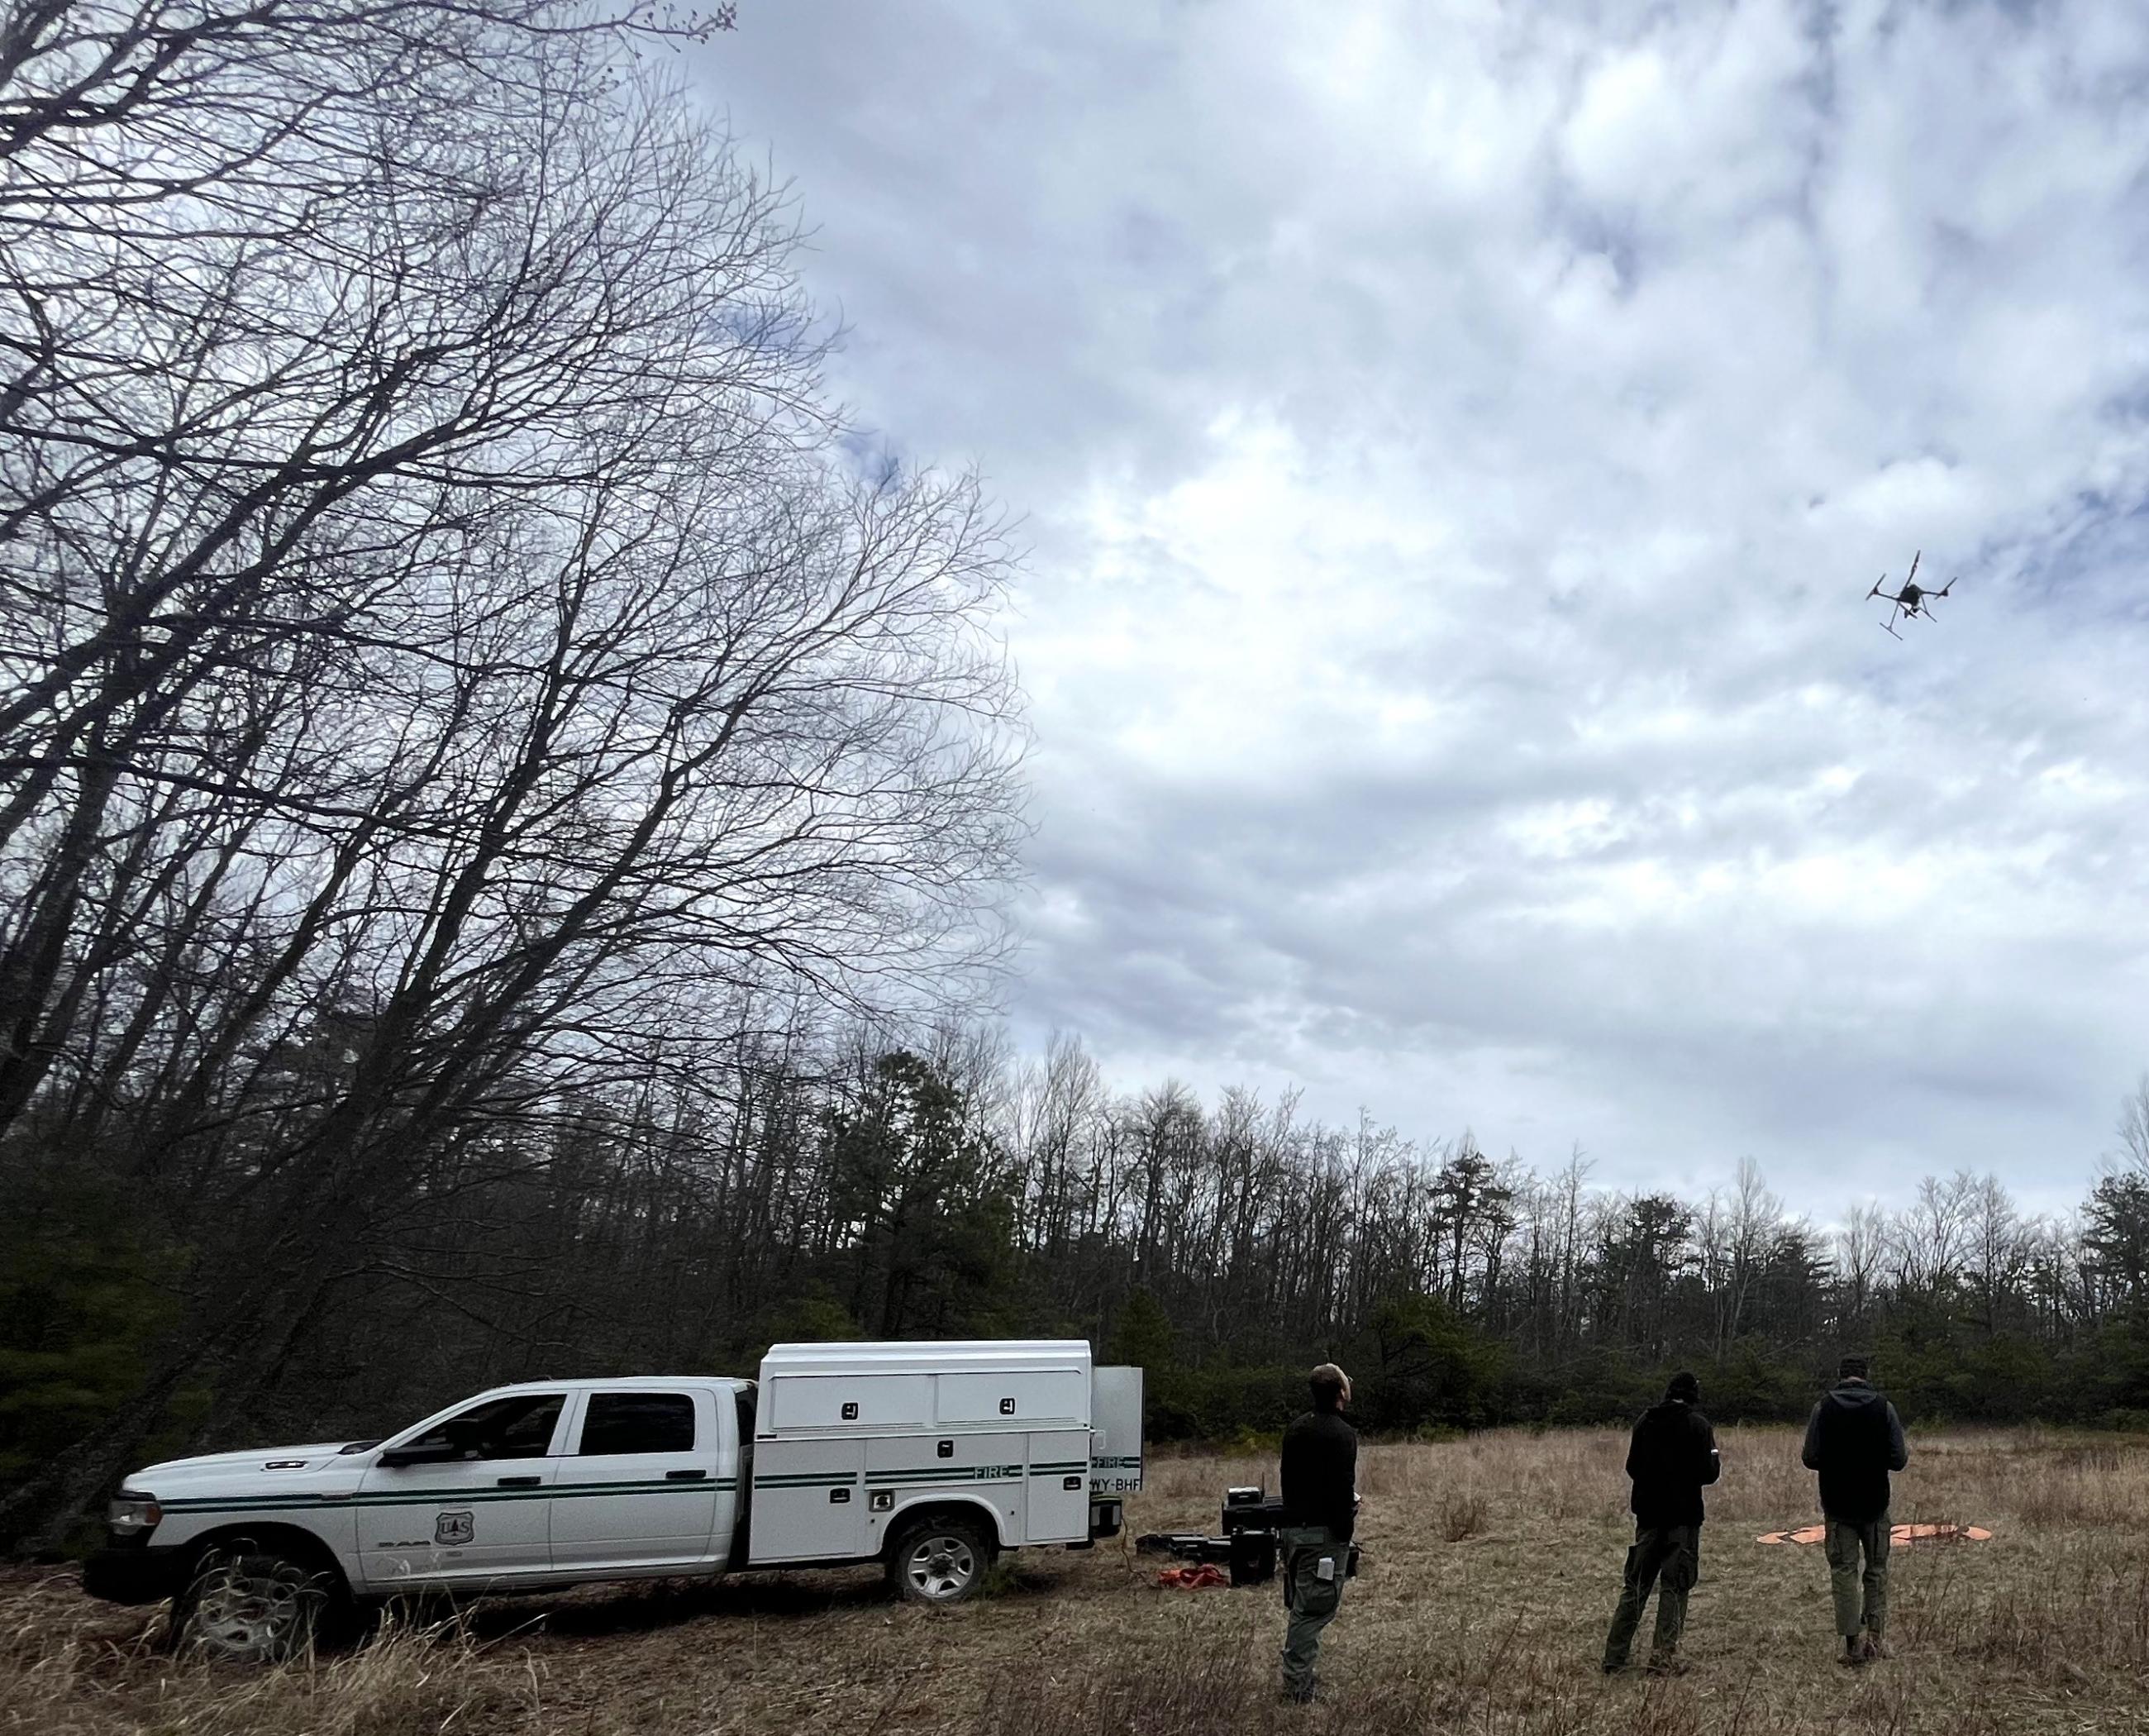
[578,1393,696,1455]
[407,1394,564,1462]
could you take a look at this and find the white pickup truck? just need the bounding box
[83,1339,1144,1661]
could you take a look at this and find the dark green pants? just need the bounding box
[1603,1522,1699,1667]
[1824,1514,1889,1640]
[1279,1526,1346,1698]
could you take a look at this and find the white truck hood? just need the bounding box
[127,1443,369,1494]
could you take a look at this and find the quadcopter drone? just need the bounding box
[1865,550,1956,638]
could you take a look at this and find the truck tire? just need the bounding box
[887,1513,993,1605]
[174,1543,340,1662]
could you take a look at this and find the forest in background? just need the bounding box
[12,1009,2149,1553]
[7,0,2149,1559]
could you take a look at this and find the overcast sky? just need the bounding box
[694,1,2149,1216]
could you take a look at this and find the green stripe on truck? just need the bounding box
[160,1478,741,1514]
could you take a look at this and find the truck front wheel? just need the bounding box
[174,1544,340,1662]
[887,1514,993,1605]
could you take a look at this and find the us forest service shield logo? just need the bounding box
[434,1510,475,1547]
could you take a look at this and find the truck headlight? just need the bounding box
[107,1494,162,1535]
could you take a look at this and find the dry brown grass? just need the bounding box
[8,1427,2149,1734]
[1434,1486,1488,1543]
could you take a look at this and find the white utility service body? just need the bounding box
[83,1341,1144,1655]
[750,1339,1141,1564]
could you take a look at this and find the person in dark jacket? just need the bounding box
[1277,1362,1357,1702]
[1802,1355,1909,1664]
[1602,1371,1720,1675]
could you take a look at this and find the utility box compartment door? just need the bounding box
[747,1438,865,1563]
[767,1375,932,1433]
[1090,1366,1145,1495]
[862,1432,1024,1554]
[936,1370,1085,1427]
[1025,1430,1091,1543]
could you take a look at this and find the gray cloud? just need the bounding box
[697,0,2149,1216]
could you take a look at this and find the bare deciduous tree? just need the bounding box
[0,0,1025,1544]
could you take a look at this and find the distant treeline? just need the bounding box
[12,1015,2149,1549]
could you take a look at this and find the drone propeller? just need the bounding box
[1867,576,1885,600]
[1905,549,1921,587]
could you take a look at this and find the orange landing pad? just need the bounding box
[1756,1524,1991,1545]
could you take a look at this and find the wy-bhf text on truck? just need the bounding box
[85,1340,1145,1661]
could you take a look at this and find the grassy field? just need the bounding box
[7,1426,2149,1735]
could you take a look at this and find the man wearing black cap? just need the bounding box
[1802,1355,1909,1665]
[1603,1371,1720,1675]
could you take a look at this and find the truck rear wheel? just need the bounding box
[888,1514,993,1605]
[174,1544,338,1662]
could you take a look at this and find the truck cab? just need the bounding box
[85,1343,1141,1661]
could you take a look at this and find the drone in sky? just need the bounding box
[1865,550,1956,638]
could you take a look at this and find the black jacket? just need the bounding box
[1279,1407,1358,1540]
[1800,1381,1908,1524]
[1625,1398,1720,1529]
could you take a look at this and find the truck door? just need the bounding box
[550,1389,727,1571]
[355,1392,565,1588]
